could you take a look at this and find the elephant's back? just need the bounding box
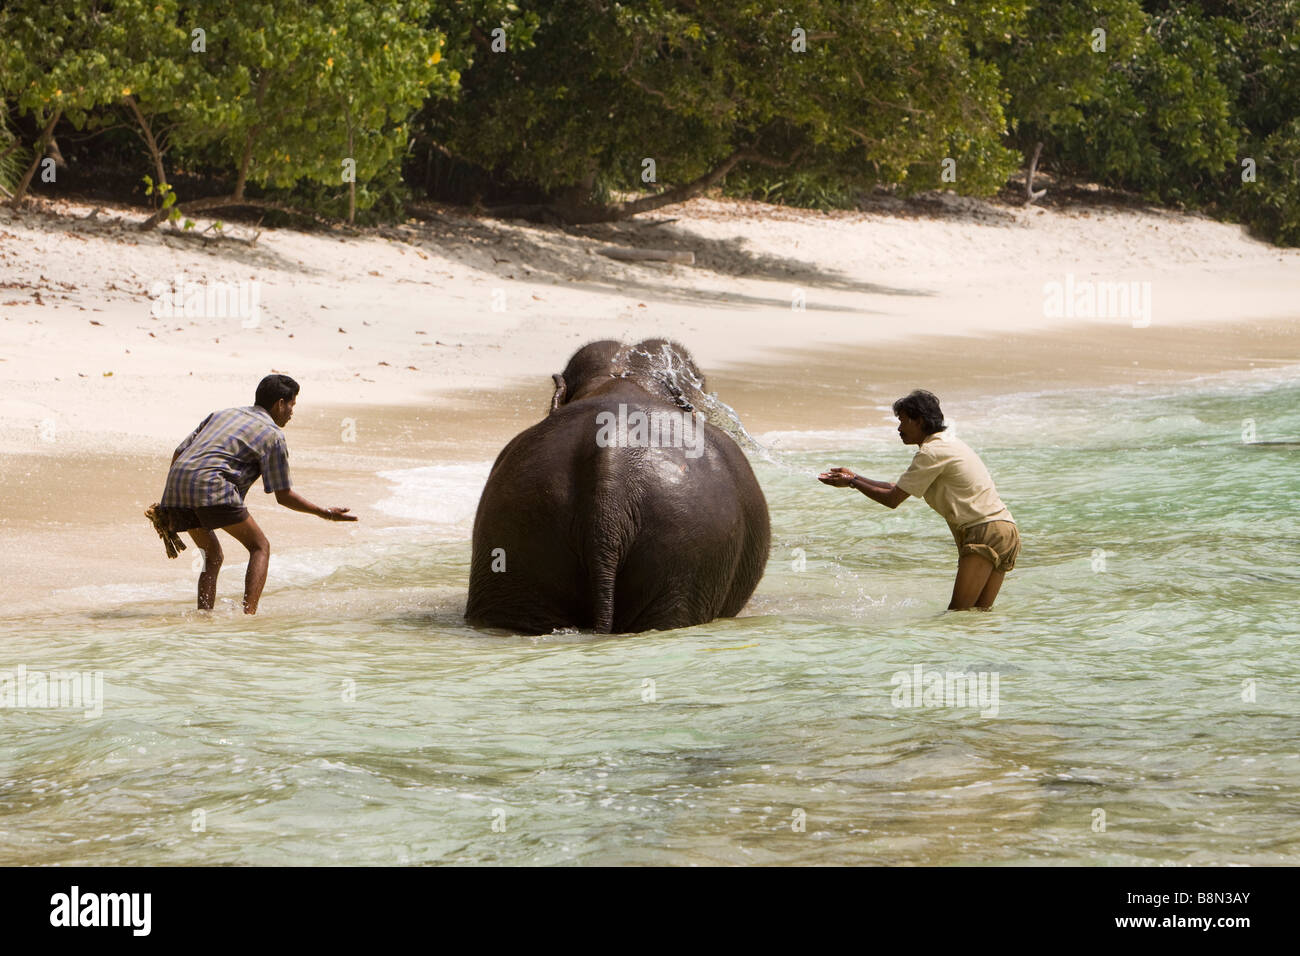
[467,391,770,633]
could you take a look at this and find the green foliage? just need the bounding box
[992,0,1300,241]
[143,174,186,225]
[997,0,1148,145]
[270,157,412,225]
[0,0,456,214]
[0,101,21,193]
[1208,0,1300,244]
[997,1,1239,194]
[0,0,1295,241]
[724,169,860,210]
[1235,119,1300,245]
[0,0,125,127]
[435,0,1021,205]
[170,0,453,202]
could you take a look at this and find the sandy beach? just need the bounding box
[2,193,1298,616]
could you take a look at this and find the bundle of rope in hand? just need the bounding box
[144,503,189,559]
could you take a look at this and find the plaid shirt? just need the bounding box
[160,406,292,508]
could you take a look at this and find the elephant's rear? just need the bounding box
[466,403,770,635]
[593,428,770,633]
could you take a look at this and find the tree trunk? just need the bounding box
[345,107,355,226]
[230,71,270,203]
[124,94,168,188]
[232,129,255,202]
[9,108,62,205]
[1025,141,1047,205]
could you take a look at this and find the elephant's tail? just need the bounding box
[584,454,641,634]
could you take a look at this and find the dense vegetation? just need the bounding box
[1,0,1296,243]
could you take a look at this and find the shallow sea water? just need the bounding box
[2,369,1298,865]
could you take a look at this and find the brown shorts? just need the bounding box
[950,520,1020,573]
[158,503,250,532]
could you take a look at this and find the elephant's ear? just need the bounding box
[550,373,567,413]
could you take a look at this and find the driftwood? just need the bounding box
[597,246,694,265]
[161,224,261,247]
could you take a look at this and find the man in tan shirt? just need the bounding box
[818,389,1020,610]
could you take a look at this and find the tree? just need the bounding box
[996,1,1239,204]
[139,0,454,227]
[0,0,133,204]
[430,0,1023,221]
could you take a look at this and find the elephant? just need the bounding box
[465,338,770,634]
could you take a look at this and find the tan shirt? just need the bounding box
[895,431,1013,532]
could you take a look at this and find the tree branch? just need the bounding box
[9,107,62,205]
[123,94,168,188]
[138,194,325,231]
[546,147,801,223]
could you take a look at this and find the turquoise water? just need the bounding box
[2,370,1298,865]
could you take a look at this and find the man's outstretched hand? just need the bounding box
[324,507,359,522]
[817,467,857,488]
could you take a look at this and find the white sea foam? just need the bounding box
[757,427,882,451]
[374,462,492,530]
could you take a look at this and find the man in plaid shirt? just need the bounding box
[157,374,357,614]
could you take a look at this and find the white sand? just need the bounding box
[3,193,1297,456]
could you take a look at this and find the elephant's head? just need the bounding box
[620,338,709,411]
[550,339,623,412]
[550,338,709,413]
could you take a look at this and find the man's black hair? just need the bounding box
[892,389,946,434]
[255,374,299,410]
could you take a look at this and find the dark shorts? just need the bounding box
[160,503,250,532]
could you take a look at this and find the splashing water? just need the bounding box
[622,340,780,463]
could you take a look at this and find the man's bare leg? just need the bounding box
[949,553,994,610]
[187,528,224,610]
[221,516,270,614]
[975,570,1006,609]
